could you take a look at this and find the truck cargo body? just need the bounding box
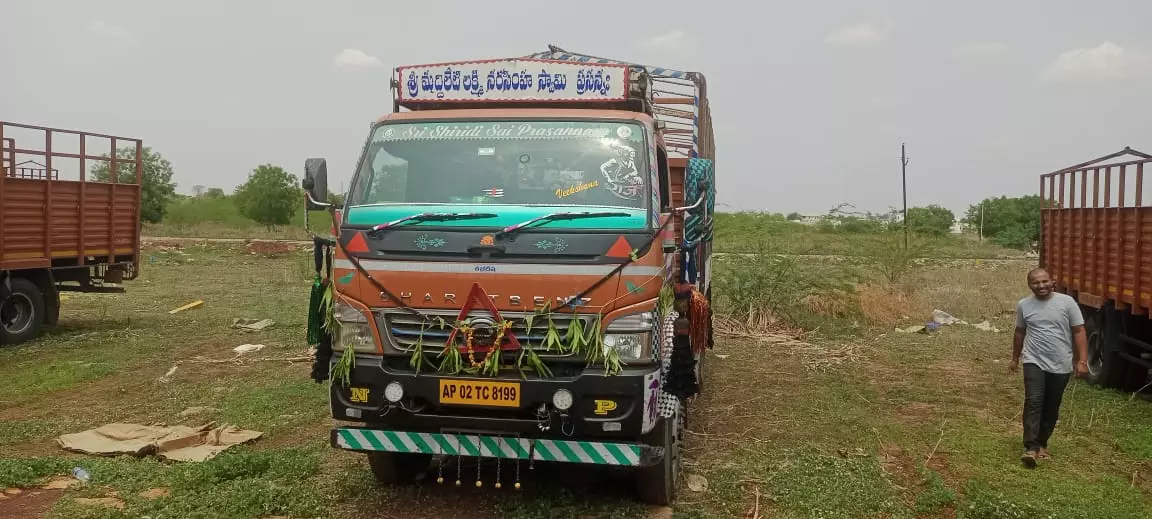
[0,122,143,345]
[1040,148,1152,392]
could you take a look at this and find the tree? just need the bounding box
[90,147,177,224]
[785,212,801,221]
[963,195,1047,249]
[205,187,226,198]
[233,164,301,227]
[906,205,955,236]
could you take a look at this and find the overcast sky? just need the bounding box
[3,0,1150,216]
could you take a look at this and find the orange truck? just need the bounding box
[302,46,716,504]
[1040,147,1152,393]
[0,122,143,345]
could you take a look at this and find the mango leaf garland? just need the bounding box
[409,322,439,374]
[564,317,587,355]
[402,304,624,379]
[331,346,355,387]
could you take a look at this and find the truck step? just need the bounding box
[331,427,659,467]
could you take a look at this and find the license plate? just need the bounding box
[438,379,521,408]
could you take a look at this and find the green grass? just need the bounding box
[0,446,333,519]
[2,241,1150,518]
[144,199,1021,260]
[144,195,332,240]
[713,212,1022,258]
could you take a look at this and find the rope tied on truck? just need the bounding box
[334,215,675,323]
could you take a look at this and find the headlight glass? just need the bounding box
[333,300,376,353]
[601,312,655,361]
[336,322,377,353]
[602,333,650,361]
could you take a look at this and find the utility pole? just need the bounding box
[901,143,910,250]
[979,200,985,243]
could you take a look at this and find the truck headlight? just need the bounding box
[602,311,655,361]
[333,300,377,353]
[603,333,649,361]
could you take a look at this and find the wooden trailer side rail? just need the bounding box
[0,122,143,276]
[1040,148,1152,314]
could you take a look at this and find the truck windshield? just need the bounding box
[348,120,650,210]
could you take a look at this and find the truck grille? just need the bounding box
[379,311,592,357]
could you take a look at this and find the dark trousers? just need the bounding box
[1022,363,1071,451]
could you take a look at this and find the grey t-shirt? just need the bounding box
[1014,293,1084,374]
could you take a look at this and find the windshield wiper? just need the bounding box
[497,211,631,237]
[369,212,498,234]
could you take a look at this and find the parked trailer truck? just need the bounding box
[1040,147,1152,393]
[0,122,143,345]
[303,46,716,504]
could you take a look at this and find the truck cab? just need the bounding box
[304,47,715,505]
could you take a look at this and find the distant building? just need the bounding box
[795,214,829,226]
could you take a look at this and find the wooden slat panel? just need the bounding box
[1047,206,1152,310]
[0,176,138,268]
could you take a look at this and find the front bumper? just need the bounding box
[330,355,659,438]
[331,427,662,467]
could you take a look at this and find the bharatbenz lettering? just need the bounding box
[301,47,716,505]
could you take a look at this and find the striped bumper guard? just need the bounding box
[333,428,661,467]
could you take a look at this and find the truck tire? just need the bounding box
[1,277,45,346]
[366,451,431,484]
[1085,307,1148,391]
[1084,310,1113,387]
[637,404,682,506]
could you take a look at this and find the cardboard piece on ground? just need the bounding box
[56,422,262,462]
[232,318,275,332]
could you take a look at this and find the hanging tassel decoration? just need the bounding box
[307,273,324,345]
[688,289,712,355]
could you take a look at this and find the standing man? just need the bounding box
[1011,267,1088,468]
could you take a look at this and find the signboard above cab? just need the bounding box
[394,58,630,103]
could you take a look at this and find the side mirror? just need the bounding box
[677,158,714,213]
[303,158,329,211]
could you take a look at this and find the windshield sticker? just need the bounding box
[413,234,447,250]
[600,142,643,200]
[375,122,642,143]
[535,238,568,253]
[555,180,600,199]
[481,187,505,198]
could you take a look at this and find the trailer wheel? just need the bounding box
[1084,310,1110,387]
[1084,307,1148,391]
[637,403,682,506]
[366,451,432,485]
[1,277,45,346]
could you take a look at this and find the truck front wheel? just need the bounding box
[1,277,45,346]
[366,451,432,485]
[637,404,682,505]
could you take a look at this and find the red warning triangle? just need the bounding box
[443,283,522,354]
[345,232,370,253]
[605,236,633,258]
